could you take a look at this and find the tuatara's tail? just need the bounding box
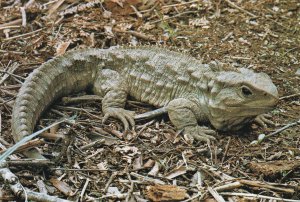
[11,49,101,158]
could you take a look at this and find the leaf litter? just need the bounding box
[0,0,300,201]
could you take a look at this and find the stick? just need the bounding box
[0,161,71,202]
[220,192,299,202]
[150,11,199,24]
[239,179,295,193]
[125,172,134,202]
[214,182,242,191]
[207,187,226,202]
[0,19,22,29]
[104,172,118,193]
[221,137,231,164]
[20,7,26,27]
[80,179,90,201]
[182,192,202,202]
[280,93,300,100]
[162,0,200,8]
[0,110,1,137]
[3,28,45,41]
[7,159,53,166]
[130,172,165,185]
[266,119,300,138]
[0,116,75,162]
[224,0,257,18]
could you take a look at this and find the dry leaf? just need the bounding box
[146,184,188,202]
[164,165,187,179]
[133,155,143,170]
[97,162,108,170]
[189,17,210,28]
[148,161,160,176]
[238,37,251,45]
[47,0,65,18]
[115,146,140,156]
[107,186,121,195]
[56,41,70,56]
[103,10,112,18]
[143,159,155,168]
[104,26,114,38]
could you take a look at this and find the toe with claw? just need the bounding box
[254,114,275,128]
[183,125,216,143]
[102,108,135,130]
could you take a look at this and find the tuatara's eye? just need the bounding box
[241,86,253,97]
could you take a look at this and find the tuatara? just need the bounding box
[11,47,279,158]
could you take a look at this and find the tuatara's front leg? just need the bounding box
[102,89,135,130]
[254,114,275,128]
[166,98,216,143]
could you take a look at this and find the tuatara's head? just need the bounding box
[207,68,279,131]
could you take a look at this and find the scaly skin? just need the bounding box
[11,47,279,158]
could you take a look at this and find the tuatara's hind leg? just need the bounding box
[101,89,135,130]
[166,98,216,143]
[93,69,135,130]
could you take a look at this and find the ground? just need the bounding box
[0,0,300,201]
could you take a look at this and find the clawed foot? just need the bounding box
[183,126,216,143]
[103,108,135,130]
[254,114,275,128]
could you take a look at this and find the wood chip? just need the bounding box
[146,184,188,202]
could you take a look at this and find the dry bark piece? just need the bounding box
[146,184,188,202]
[248,160,300,177]
[50,178,74,196]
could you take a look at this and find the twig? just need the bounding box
[0,25,21,30]
[0,116,75,162]
[238,179,295,193]
[100,192,140,199]
[3,28,45,41]
[134,107,167,120]
[266,119,300,138]
[7,159,53,166]
[125,172,134,202]
[162,0,200,8]
[221,31,233,42]
[80,178,90,201]
[182,192,202,202]
[0,161,71,202]
[130,5,142,18]
[0,19,22,29]
[104,172,118,193]
[225,56,252,60]
[221,137,231,164]
[280,93,300,100]
[220,192,299,202]
[0,49,24,54]
[20,7,26,27]
[62,95,102,104]
[0,140,18,161]
[79,139,105,150]
[0,63,21,85]
[207,187,226,202]
[224,0,257,18]
[214,182,242,191]
[0,139,45,154]
[130,172,165,185]
[149,11,198,24]
[113,27,155,41]
[50,168,111,172]
[0,111,1,137]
